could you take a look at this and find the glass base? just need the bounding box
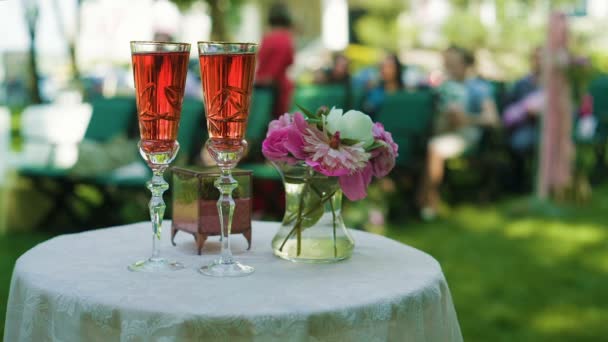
[272,238,354,264]
[128,258,184,272]
[199,260,254,277]
[273,251,351,264]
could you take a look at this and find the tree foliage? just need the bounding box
[441,10,487,51]
[350,0,406,51]
[354,15,399,50]
[170,0,244,40]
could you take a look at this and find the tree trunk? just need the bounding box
[207,0,227,41]
[537,11,572,200]
[24,2,42,104]
[71,0,82,82]
[68,44,80,82]
[27,38,42,104]
[52,0,81,85]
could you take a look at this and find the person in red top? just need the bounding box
[255,3,295,118]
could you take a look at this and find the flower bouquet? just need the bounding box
[262,106,398,262]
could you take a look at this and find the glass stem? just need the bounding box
[215,168,238,264]
[147,169,169,262]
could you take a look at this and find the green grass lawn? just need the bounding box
[2,188,608,341]
[1,232,53,338]
[386,191,608,341]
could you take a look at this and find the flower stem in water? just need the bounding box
[277,181,338,256]
[278,181,308,253]
[329,193,337,258]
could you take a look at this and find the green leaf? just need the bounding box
[300,180,339,229]
[282,211,298,226]
[341,138,361,146]
[307,118,323,124]
[316,106,330,116]
[283,175,307,184]
[295,103,319,119]
[365,140,386,152]
[300,190,324,229]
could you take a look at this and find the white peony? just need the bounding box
[325,107,374,147]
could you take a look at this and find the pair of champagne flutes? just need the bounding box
[129,41,257,277]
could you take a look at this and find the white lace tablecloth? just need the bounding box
[4,221,462,342]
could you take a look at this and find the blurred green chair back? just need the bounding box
[85,96,136,142]
[585,75,608,141]
[240,87,280,180]
[176,99,205,165]
[376,90,435,166]
[590,75,608,122]
[247,86,275,145]
[488,80,506,114]
[291,84,347,112]
[351,86,366,111]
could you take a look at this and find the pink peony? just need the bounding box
[302,126,370,177]
[284,113,308,160]
[372,123,398,155]
[262,110,394,201]
[266,113,293,137]
[339,164,374,201]
[370,123,398,178]
[263,112,308,163]
[262,127,297,164]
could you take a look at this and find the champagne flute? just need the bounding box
[197,42,258,277]
[129,41,190,272]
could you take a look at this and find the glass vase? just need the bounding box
[271,162,355,263]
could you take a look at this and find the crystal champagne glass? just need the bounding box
[129,41,190,272]
[197,42,258,277]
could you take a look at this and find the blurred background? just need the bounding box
[2,0,608,340]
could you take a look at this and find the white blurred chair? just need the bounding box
[18,103,93,169]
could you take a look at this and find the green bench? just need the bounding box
[85,96,137,143]
[375,90,436,167]
[241,86,280,180]
[290,84,348,113]
[16,97,206,228]
[18,96,136,177]
[588,74,608,140]
[15,97,137,227]
[246,86,274,146]
[91,98,206,187]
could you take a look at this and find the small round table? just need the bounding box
[5,221,462,342]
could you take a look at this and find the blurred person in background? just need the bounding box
[185,59,202,99]
[150,30,201,100]
[503,46,543,151]
[255,3,295,118]
[250,3,294,217]
[418,46,499,220]
[502,47,544,192]
[153,32,174,42]
[362,53,404,118]
[313,52,352,106]
[313,52,351,84]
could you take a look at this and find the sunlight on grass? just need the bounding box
[449,205,505,232]
[581,248,608,273]
[504,220,606,259]
[0,232,53,337]
[532,307,608,336]
[384,188,608,342]
[505,220,604,243]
